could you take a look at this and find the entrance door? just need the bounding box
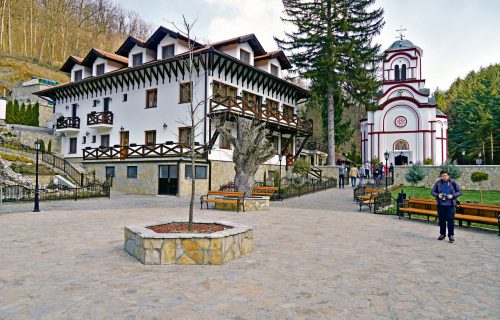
[158,165,178,195]
[120,131,129,160]
[395,154,408,166]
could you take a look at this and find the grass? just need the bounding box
[392,186,500,205]
[0,152,55,176]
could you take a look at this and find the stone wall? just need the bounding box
[394,165,500,190]
[9,124,61,154]
[210,160,288,189]
[316,165,339,181]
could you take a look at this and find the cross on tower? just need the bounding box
[396,25,407,41]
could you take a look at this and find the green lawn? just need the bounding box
[391,186,500,205]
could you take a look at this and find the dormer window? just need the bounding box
[96,63,105,76]
[74,70,82,81]
[240,49,250,64]
[132,53,143,67]
[270,64,279,77]
[162,44,175,59]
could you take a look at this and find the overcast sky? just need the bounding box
[121,0,500,91]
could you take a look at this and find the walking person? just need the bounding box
[431,170,462,242]
[359,166,366,185]
[349,165,359,188]
[364,161,371,179]
[389,163,394,184]
[339,164,346,189]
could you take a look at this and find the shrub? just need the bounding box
[404,162,426,196]
[32,102,40,126]
[423,157,433,165]
[471,171,489,203]
[274,170,280,187]
[20,103,26,125]
[293,159,311,176]
[439,160,462,179]
[47,139,52,153]
[39,140,45,152]
[371,157,380,165]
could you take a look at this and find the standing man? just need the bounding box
[389,163,394,184]
[338,163,346,189]
[364,161,370,179]
[431,170,462,242]
[359,165,366,186]
[349,165,359,188]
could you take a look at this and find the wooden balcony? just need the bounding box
[210,96,313,136]
[87,111,113,128]
[83,142,206,161]
[56,117,80,132]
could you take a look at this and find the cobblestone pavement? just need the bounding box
[0,188,499,319]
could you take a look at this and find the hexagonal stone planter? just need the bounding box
[124,220,253,265]
[215,196,270,211]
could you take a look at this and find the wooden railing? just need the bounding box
[210,96,313,134]
[83,142,206,161]
[56,117,80,129]
[87,111,113,126]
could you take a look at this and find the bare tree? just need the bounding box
[214,117,276,196]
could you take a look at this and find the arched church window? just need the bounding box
[401,64,407,80]
[394,65,400,81]
[393,139,409,151]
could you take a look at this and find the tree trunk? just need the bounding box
[327,90,335,165]
[234,164,258,196]
[7,0,11,54]
[0,0,7,51]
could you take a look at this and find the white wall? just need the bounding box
[92,57,122,76]
[0,98,6,120]
[70,65,92,82]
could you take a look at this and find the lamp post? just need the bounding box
[278,154,283,201]
[462,150,466,165]
[33,139,41,212]
[384,151,389,189]
[476,153,482,165]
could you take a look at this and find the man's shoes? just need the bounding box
[449,235,455,243]
[438,234,446,240]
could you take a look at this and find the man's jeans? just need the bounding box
[351,177,357,187]
[339,174,345,188]
[438,205,455,236]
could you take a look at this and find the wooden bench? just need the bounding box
[359,193,375,211]
[399,198,438,220]
[200,191,245,212]
[252,186,278,197]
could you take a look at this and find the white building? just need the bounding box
[35,27,314,196]
[360,38,448,166]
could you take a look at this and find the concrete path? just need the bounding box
[0,188,499,319]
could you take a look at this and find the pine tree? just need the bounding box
[26,103,33,126]
[20,102,26,125]
[439,160,462,180]
[47,139,52,153]
[5,100,12,123]
[33,102,40,127]
[276,0,384,164]
[404,162,426,196]
[11,100,20,124]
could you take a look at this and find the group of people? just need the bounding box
[338,162,394,189]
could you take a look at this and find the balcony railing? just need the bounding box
[56,117,80,130]
[87,111,113,126]
[210,96,313,135]
[83,142,206,161]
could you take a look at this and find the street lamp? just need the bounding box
[33,139,41,212]
[476,153,482,165]
[462,150,466,165]
[278,154,283,201]
[384,150,389,189]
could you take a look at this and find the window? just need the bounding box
[123,94,127,102]
[242,91,262,110]
[96,63,105,76]
[69,138,77,154]
[281,135,293,155]
[212,81,238,98]
[146,89,157,108]
[179,127,192,145]
[74,70,82,81]
[401,64,407,81]
[145,130,156,145]
[105,166,115,178]
[179,82,191,103]
[103,97,110,112]
[240,49,250,64]
[92,135,96,143]
[266,99,279,117]
[270,64,279,77]
[220,134,231,149]
[394,65,400,81]
[283,105,294,121]
[82,136,87,144]
[185,165,208,179]
[127,166,138,178]
[393,139,409,151]
[100,134,110,148]
[132,53,143,67]
[162,44,175,59]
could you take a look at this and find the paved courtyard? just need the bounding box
[0,188,499,319]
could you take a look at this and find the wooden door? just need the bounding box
[120,131,129,160]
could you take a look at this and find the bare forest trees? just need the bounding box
[0,0,153,64]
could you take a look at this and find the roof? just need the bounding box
[60,56,84,73]
[144,26,204,51]
[255,51,292,70]
[436,108,446,116]
[419,88,430,95]
[81,48,128,67]
[209,34,266,56]
[115,36,146,56]
[386,39,418,51]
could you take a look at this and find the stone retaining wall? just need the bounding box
[9,124,61,154]
[394,165,500,190]
[124,220,253,265]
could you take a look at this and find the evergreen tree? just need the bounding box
[39,140,45,152]
[20,103,26,125]
[47,139,52,153]
[439,160,462,180]
[12,100,20,124]
[33,102,40,127]
[276,0,384,164]
[5,100,12,124]
[26,103,33,126]
[404,162,426,196]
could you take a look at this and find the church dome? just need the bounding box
[387,39,416,51]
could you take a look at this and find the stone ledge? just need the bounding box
[124,220,253,265]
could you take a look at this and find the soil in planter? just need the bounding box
[147,223,229,234]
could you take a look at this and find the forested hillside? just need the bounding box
[0,0,153,65]
[433,64,499,164]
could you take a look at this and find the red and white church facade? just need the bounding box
[360,39,448,166]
